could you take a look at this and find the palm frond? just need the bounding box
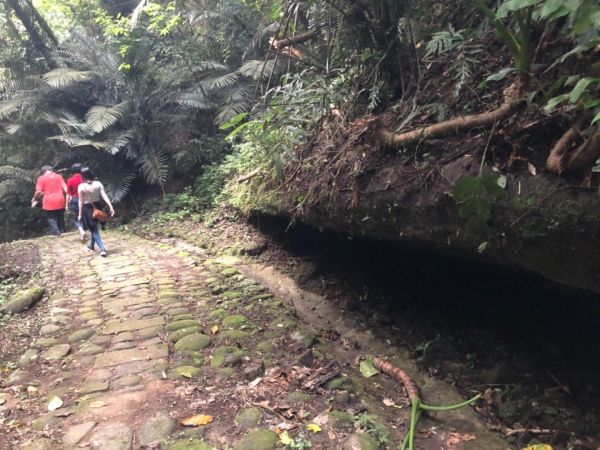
[137,148,169,186]
[176,88,213,109]
[131,0,150,29]
[215,100,251,125]
[102,172,136,203]
[0,98,28,120]
[202,72,240,91]
[47,134,108,149]
[85,102,128,134]
[238,59,276,81]
[105,131,134,155]
[40,111,91,135]
[0,166,37,183]
[42,68,96,88]
[0,179,30,202]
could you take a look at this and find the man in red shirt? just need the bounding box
[66,163,85,241]
[31,165,67,236]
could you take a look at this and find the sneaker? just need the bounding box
[87,246,94,253]
[100,251,107,257]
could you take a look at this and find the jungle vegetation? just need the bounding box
[0,0,598,240]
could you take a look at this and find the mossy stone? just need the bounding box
[18,349,39,367]
[177,352,204,367]
[344,433,379,450]
[169,327,202,342]
[256,342,274,354]
[171,314,194,321]
[269,318,297,331]
[235,429,277,450]
[286,391,311,405]
[235,407,262,431]
[291,329,317,347]
[174,334,211,352]
[220,291,243,301]
[325,377,360,393]
[221,329,250,340]
[222,315,247,328]
[68,328,95,343]
[209,308,226,319]
[215,367,235,382]
[3,286,44,314]
[167,320,202,332]
[169,438,213,450]
[33,337,59,348]
[210,346,244,367]
[221,268,239,277]
[168,366,201,380]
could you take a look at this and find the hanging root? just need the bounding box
[378,80,521,147]
[369,356,481,450]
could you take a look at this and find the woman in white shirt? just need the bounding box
[77,167,115,257]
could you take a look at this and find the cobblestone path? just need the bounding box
[3,231,509,450]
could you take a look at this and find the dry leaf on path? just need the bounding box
[522,445,553,450]
[446,432,476,449]
[307,423,322,433]
[180,414,214,427]
[279,431,293,445]
[47,396,63,411]
[211,325,219,334]
[179,367,194,378]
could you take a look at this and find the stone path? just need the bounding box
[2,230,511,450]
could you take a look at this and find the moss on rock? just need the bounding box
[235,429,277,450]
[3,286,45,314]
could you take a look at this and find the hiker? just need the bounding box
[66,163,86,241]
[77,167,115,257]
[31,165,67,236]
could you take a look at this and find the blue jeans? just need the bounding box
[69,198,83,231]
[89,228,106,252]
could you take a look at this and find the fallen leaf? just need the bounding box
[89,400,106,408]
[446,432,476,449]
[522,445,553,450]
[382,398,396,407]
[180,414,213,427]
[359,358,380,378]
[528,162,537,176]
[27,386,38,394]
[211,325,219,335]
[47,396,63,411]
[179,367,194,379]
[248,377,262,388]
[307,423,322,433]
[279,431,293,445]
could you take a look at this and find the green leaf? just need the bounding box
[569,78,593,103]
[497,0,541,19]
[546,94,569,110]
[453,176,481,201]
[360,359,380,378]
[592,111,600,125]
[497,174,507,189]
[219,112,248,130]
[583,99,600,109]
[486,67,515,82]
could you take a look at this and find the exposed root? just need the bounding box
[372,357,420,401]
[368,356,481,450]
[547,127,600,174]
[379,81,521,147]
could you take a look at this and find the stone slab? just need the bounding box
[94,344,168,368]
[102,317,164,335]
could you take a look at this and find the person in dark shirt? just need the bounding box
[66,163,86,242]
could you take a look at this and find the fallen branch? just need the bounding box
[379,81,521,147]
[546,120,583,173]
[370,356,481,450]
[237,168,262,184]
[270,30,317,49]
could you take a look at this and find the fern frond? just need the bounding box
[102,172,136,202]
[0,98,28,119]
[42,68,96,88]
[0,179,30,202]
[85,102,128,134]
[176,88,213,109]
[215,101,251,125]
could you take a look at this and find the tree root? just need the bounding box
[546,120,600,174]
[378,81,521,147]
[371,357,481,450]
